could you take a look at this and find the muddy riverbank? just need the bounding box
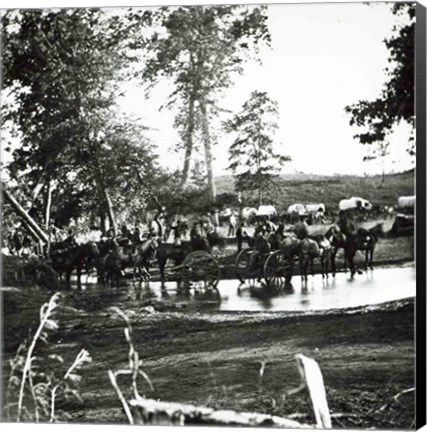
[1,283,415,429]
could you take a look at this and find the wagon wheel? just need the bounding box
[235,248,253,271]
[235,247,262,288]
[264,250,292,289]
[181,251,220,292]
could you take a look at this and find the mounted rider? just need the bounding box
[171,218,187,246]
[148,194,168,242]
[149,209,166,241]
[190,221,211,251]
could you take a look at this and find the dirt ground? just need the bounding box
[1,228,416,429]
[2,285,415,429]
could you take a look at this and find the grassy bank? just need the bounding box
[216,169,415,211]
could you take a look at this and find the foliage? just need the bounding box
[345,3,415,156]
[152,169,211,217]
[3,292,91,422]
[224,91,291,206]
[2,9,123,174]
[214,192,240,210]
[1,9,158,230]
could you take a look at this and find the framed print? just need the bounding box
[1,0,426,429]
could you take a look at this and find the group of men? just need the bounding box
[240,215,310,270]
[115,210,217,249]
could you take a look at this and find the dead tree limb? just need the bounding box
[128,397,310,428]
[3,189,48,243]
[285,354,332,428]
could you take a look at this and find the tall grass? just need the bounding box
[3,292,91,422]
[108,307,153,425]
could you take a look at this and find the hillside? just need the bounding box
[215,170,415,212]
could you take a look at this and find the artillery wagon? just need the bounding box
[235,247,294,290]
[154,235,222,293]
[166,249,221,292]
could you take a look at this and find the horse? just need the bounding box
[97,237,159,288]
[277,234,301,280]
[325,224,349,276]
[294,219,309,240]
[50,241,100,290]
[311,234,332,278]
[326,214,370,277]
[299,238,321,281]
[356,223,384,269]
[132,237,159,281]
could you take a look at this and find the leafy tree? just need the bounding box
[136,5,271,200]
[345,3,415,158]
[224,91,291,207]
[1,9,155,234]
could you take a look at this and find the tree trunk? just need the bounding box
[3,189,48,243]
[21,219,42,244]
[44,180,53,231]
[29,182,44,210]
[94,161,118,237]
[181,94,196,187]
[100,212,107,235]
[199,100,216,201]
[104,189,117,237]
[257,118,262,207]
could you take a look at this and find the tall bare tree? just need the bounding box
[137,5,271,201]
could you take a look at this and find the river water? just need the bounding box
[105,265,415,312]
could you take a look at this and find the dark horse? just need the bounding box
[325,216,362,277]
[326,216,384,277]
[132,237,159,281]
[325,224,348,276]
[50,240,100,289]
[356,223,384,269]
[97,237,158,288]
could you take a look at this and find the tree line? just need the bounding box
[1,4,415,237]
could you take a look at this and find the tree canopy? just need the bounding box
[345,3,415,157]
[1,9,158,232]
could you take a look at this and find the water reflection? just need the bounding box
[217,266,415,312]
[73,266,415,312]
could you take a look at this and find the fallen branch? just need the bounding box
[129,396,310,428]
[368,387,415,415]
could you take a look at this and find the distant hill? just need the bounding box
[215,170,415,212]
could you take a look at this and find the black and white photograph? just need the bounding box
[1,0,425,429]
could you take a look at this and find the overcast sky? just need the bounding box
[1,0,417,178]
[117,1,415,176]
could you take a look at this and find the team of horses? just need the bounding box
[245,215,384,283]
[45,211,384,290]
[49,236,158,289]
[47,226,224,290]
